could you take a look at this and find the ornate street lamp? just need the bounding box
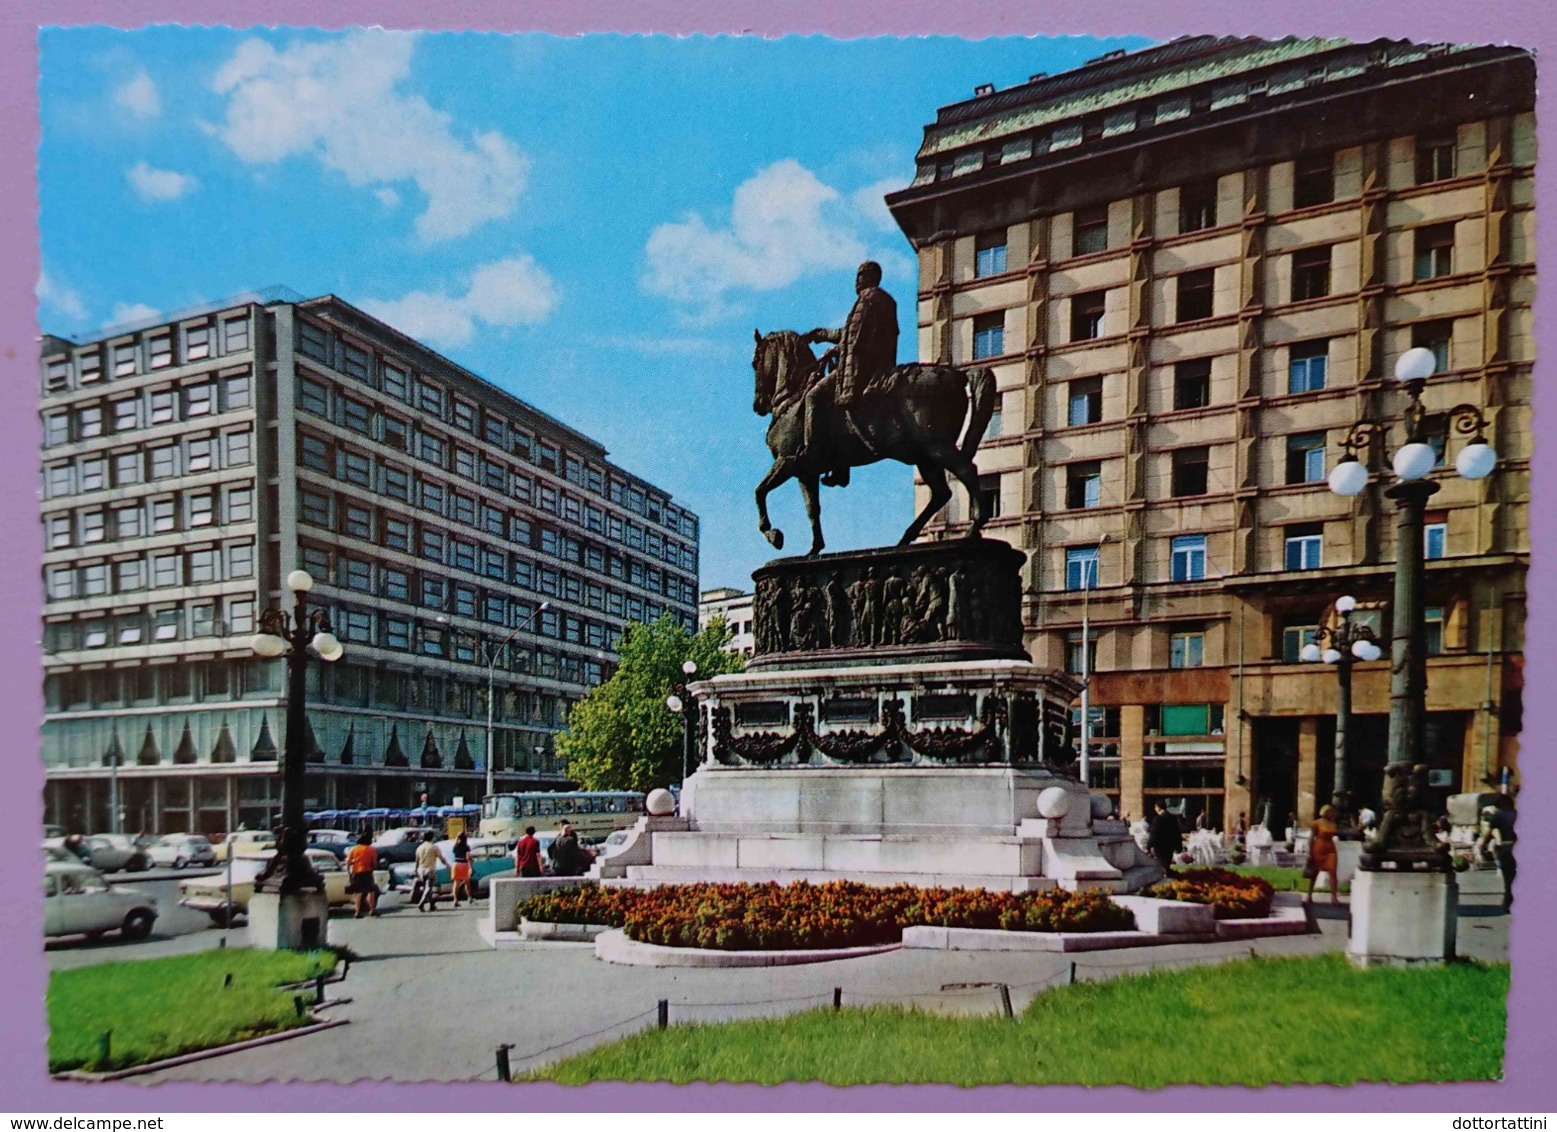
[250,569,343,897]
[1300,595,1383,826]
[1327,347,1494,862]
[666,659,699,785]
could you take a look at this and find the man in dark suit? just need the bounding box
[1148,801,1183,871]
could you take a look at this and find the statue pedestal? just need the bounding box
[1347,869,1457,967]
[248,891,330,951]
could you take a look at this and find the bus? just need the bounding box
[479,791,646,844]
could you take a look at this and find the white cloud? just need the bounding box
[36,272,87,321]
[126,161,198,202]
[110,302,161,325]
[362,255,558,347]
[210,31,527,243]
[374,186,401,209]
[852,177,906,233]
[114,69,161,119]
[641,160,869,319]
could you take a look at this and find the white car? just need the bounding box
[79,834,150,873]
[213,830,276,862]
[144,833,217,869]
[44,862,158,941]
[178,848,391,924]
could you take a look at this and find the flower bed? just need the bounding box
[516,881,1134,951]
[1143,868,1274,919]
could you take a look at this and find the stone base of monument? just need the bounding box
[247,890,329,951]
[1347,869,1458,967]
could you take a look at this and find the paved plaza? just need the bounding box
[76,886,1508,1085]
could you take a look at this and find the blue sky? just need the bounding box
[37,29,1150,589]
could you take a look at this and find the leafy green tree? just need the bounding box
[559,614,745,792]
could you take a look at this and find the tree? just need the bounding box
[558,614,745,792]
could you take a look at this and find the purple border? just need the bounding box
[2,0,1552,1113]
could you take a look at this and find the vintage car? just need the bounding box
[44,862,158,941]
[177,847,391,924]
[386,838,515,896]
[213,829,276,862]
[370,827,442,867]
[79,834,150,873]
[144,833,218,869]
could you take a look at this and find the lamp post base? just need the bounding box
[248,891,330,951]
[1347,869,1456,967]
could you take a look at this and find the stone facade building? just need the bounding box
[40,289,699,834]
[699,587,756,657]
[888,37,1533,828]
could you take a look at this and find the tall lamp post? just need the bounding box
[1327,347,1495,856]
[1300,595,1382,824]
[443,601,550,799]
[1078,532,1108,786]
[665,659,699,785]
[250,569,344,893]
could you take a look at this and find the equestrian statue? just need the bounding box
[752,260,996,557]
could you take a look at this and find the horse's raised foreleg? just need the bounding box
[899,457,955,546]
[798,472,824,556]
[755,459,795,551]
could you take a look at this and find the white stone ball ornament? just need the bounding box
[1036,786,1072,820]
[646,788,676,817]
[1090,793,1113,820]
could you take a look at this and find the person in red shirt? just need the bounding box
[513,826,543,878]
[345,832,380,918]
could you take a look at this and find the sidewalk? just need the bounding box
[130,892,1510,1086]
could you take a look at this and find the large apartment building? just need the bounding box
[888,37,1533,827]
[40,289,699,834]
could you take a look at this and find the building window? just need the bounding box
[417,381,444,416]
[972,312,1005,360]
[185,384,214,418]
[341,450,372,488]
[1416,134,1456,183]
[223,316,250,354]
[339,608,374,644]
[453,493,477,526]
[46,514,70,549]
[44,358,71,393]
[186,438,213,473]
[420,479,446,516]
[1070,291,1107,342]
[112,342,138,378]
[1288,340,1328,393]
[225,430,252,466]
[147,389,176,425]
[300,488,332,528]
[342,558,373,593]
[382,567,409,602]
[226,487,253,523]
[185,323,211,361]
[297,320,331,363]
[150,497,176,533]
[382,363,409,401]
[187,549,218,584]
[1291,246,1332,301]
[77,405,103,440]
[1414,223,1455,280]
[1068,377,1103,426]
[150,553,181,588]
[455,448,478,481]
[1065,546,1100,591]
[418,432,447,467]
[421,576,446,609]
[299,433,330,472]
[1292,154,1334,209]
[187,493,214,528]
[1285,432,1327,484]
[343,503,374,540]
[384,516,411,552]
[1412,320,1453,373]
[453,540,477,572]
[421,528,445,562]
[114,505,142,538]
[1425,519,1448,560]
[115,559,144,592]
[1424,606,1446,656]
[1066,462,1103,509]
[1175,269,1215,322]
[78,351,102,384]
[1064,631,1099,676]
[1179,180,1217,233]
[977,474,1002,519]
[385,617,411,650]
[1074,205,1109,255]
[341,343,371,382]
[153,609,180,641]
[1170,359,1211,411]
[112,398,139,432]
[1171,534,1207,582]
[79,511,105,544]
[974,230,1007,277]
[228,598,255,634]
[1170,447,1210,497]
[1170,631,1205,669]
[43,413,69,448]
[1284,524,1323,571]
[227,542,254,578]
[223,375,251,411]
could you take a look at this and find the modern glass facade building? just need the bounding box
[40,290,699,834]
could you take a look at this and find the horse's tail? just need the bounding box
[959,365,996,460]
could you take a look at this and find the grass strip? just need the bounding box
[533,953,1507,1087]
[49,949,336,1072]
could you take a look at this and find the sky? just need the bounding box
[36,28,1151,590]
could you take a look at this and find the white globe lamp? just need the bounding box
[1322,648,1342,665]
[1456,441,1497,481]
[285,569,315,593]
[1392,442,1437,482]
[312,632,344,662]
[1335,595,1357,614]
[1394,347,1438,382]
[1300,643,1322,663]
[250,633,287,658]
[1328,458,1370,497]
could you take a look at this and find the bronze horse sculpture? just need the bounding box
[751,329,996,556]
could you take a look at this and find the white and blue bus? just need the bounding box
[478,791,645,843]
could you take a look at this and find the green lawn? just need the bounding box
[534,953,1507,1088]
[1223,865,1349,893]
[49,949,337,1073]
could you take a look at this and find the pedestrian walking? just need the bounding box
[1147,802,1183,872]
[1476,801,1517,910]
[345,832,380,919]
[450,831,474,906]
[549,822,593,877]
[412,831,449,912]
[1304,804,1341,905]
[513,826,543,878]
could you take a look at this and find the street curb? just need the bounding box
[52,1017,350,1081]
[595,929,902,967]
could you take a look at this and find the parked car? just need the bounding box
[42,843,79,865]
[44,862,157,941]
[144,833,217,869]
[387,838,515,897]
[79,834,150,873]
[213,829,276,862]
[306,829,356,860]
[42,836,92,867]
[177,848,391,924]
[370,827,442,867]
[600,828,634,857]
